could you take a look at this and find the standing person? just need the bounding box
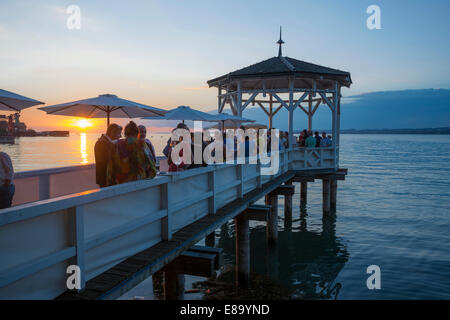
[163,122,189,158]
[297,130,307,147]
[138,125,157,164]
[314,131,322,148]
[94,123,122,188]
[320,132,331,147]
[305,132,316,148]
[0,151,15,209]
[109,121,156,185]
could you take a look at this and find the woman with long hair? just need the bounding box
[107,121,156,185]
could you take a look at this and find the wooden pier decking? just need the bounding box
[0,147,347,300]
[57,168,346,300]
[58,171,295,300]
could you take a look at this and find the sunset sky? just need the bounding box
[1,0,449,132]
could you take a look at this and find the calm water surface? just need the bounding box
[1,134,449,299]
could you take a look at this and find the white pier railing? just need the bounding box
[0,147,337,299]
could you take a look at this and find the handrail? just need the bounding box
[0,147,336,297]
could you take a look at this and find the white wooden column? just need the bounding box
[236,81,242,117]
[288,79,294,148]
[218,86,222,113]
[332,82,339,169]
[336,85,341,167]
[308,94,312,131]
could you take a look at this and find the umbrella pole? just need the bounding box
[107,110,110,127]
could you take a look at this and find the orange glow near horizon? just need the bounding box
[75,119,93,129]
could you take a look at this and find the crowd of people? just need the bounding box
[94,123,334,188]
[94,121,157,188]
[297,130,332,148]
[0,122,335,210]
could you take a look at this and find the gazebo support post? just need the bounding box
[288,78,294,148]
[308,94,312,131]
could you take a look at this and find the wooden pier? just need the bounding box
[0,33,351,299]
[56,168,346,300]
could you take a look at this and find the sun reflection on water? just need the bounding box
[80,133,88,164]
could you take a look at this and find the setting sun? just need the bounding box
[75,119,92,129]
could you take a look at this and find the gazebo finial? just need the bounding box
[276,26,285,57]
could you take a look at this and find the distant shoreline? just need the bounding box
[340,128,450,134]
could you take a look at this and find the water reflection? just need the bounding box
[80,133,88,164]
[217,205,348,300]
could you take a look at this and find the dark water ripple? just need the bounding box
[216,134,450,299]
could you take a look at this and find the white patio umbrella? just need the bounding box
[142,105,218,123]
[205,121,266,130]
[0,89,44,111]
[39,94,167,126]
[210,113,255,131]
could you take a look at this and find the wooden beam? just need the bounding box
[242,97,325,104]
[311,100,321,116]
[292,92,308,110]
[315,173,346,181]
[272,92,289,110]
[241,91,259,111]
[164,251,216,278]
[292,175,314,183]
[257,102,270,116]
[188,246,222,270]
[272,105,283,116]
[270,184,295,196]
[245,204,271,222]
[319,92,334,112]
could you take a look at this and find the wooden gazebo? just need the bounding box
[207,28,352,154]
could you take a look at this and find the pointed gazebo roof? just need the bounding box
[207,56,351,89]
[207,29,352,89]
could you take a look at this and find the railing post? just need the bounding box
[38,174,50,200]
[161,182,172,241]
[68,206,85,291]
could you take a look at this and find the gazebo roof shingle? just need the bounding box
[207,56,352,88]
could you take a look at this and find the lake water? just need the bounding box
[1,134,449,299]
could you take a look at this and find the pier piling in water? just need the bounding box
[164,271,185,300]
[234,212,250,287]
[284,180,293,228]
[330,180,337,211]
[322,179,331,215]
[267,193,278,244]
[205,232,215,247]
[301,182,307,204]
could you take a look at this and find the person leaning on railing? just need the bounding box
[0,151,14,209]
[106,121,156,186]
